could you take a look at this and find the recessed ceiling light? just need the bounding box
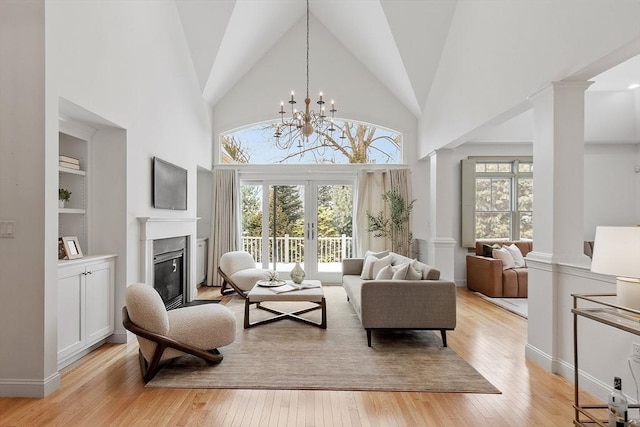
[629,83,640,89]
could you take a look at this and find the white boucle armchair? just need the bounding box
[123,283,236,382]
[218,251,269,298]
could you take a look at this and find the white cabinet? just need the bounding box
[58,255,115,369]
[197,238,208,284]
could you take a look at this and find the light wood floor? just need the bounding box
[0,286,600,426]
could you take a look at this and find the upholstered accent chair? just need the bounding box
[122,283,236,382]
[218,251,269,298]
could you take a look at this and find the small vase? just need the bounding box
[59,200,65,208]
[290,262,305,284]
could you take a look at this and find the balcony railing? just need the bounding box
[242,234,352,263]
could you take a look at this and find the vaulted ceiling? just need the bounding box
[175,0,639,143]
[176,0,457,117]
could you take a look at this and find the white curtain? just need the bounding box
[354,168,413,257]
[206,169,240,286]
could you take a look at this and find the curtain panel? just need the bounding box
[207,169,240,286]
[354,168,413,257]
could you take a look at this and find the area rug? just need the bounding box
[473,292,528,318]
[147,286,500,394]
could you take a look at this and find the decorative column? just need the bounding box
[427,149,456,281]
[526,81,592,371]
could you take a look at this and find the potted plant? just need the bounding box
[59,188,71,208]
[366,189,416,257]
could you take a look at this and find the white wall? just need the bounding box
[0,0,58,397]
[419,0,640,155]
[48,0,212,287]
[212,15,418,163]
[586,91,640,142]
[584,143,640,236]
[1,0,212,397]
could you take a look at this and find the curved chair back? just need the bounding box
[125,283,169,336]
[219,251,257,275]
[123,283,232,382]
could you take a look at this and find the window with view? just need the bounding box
[219,119,402,165]
[461,158,533,247]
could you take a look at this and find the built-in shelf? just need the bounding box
[59,123,89,252]
[59,208,87,214]
[59,166,86,176]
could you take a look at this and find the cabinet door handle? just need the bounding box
[86,271,92,275]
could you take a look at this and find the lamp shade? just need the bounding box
[591,226,640,279]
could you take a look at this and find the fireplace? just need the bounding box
[153,236,186,310]
[138,217,198,305]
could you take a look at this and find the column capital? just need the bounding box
[528,80,594,101]
[427,147,455,159]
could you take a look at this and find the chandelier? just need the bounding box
[274,0,337,146]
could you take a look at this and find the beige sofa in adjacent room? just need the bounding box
[341,251,457,347]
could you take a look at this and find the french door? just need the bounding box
[240,178,353,284]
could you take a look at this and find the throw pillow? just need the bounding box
[405,263,423,280]
[482,243,501,257]
[392,262,410,280]
[492,246,516,270]
[364,250,390,259]
[375,264,394,280]
[390,262,421,280]
[505,243,526,268]
[360,254,392,280]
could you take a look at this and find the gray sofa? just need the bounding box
[341,252,457,347]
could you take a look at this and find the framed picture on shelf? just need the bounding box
[61,236,83,260]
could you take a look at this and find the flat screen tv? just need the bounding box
[152,157,187,210]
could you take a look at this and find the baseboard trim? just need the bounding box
[525,343,554,371]
[0,372,60,398]
[108,330,129,344]
[526,344,619,404]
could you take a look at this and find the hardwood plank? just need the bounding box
[0,287,601,426]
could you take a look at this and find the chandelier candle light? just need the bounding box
[275,0,337,146]
[590,226,640,311]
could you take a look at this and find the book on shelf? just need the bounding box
[59,161,81,170]
[59,155,80,165]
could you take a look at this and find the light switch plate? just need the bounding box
[0,221,15,238]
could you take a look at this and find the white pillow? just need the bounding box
[492,246,515,270]
[405,263,423,280]
[361,254,392,279]
[390,262,422,280]
[364,250,390,259]
[375,264,394,280]
[505,243,526,268]
[392,263,410,280]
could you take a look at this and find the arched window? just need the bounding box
[220,119,402,165]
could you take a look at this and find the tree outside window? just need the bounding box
[220,119,401,165]
[472,160,533,241]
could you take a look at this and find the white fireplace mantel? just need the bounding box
[138,217,199,301]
